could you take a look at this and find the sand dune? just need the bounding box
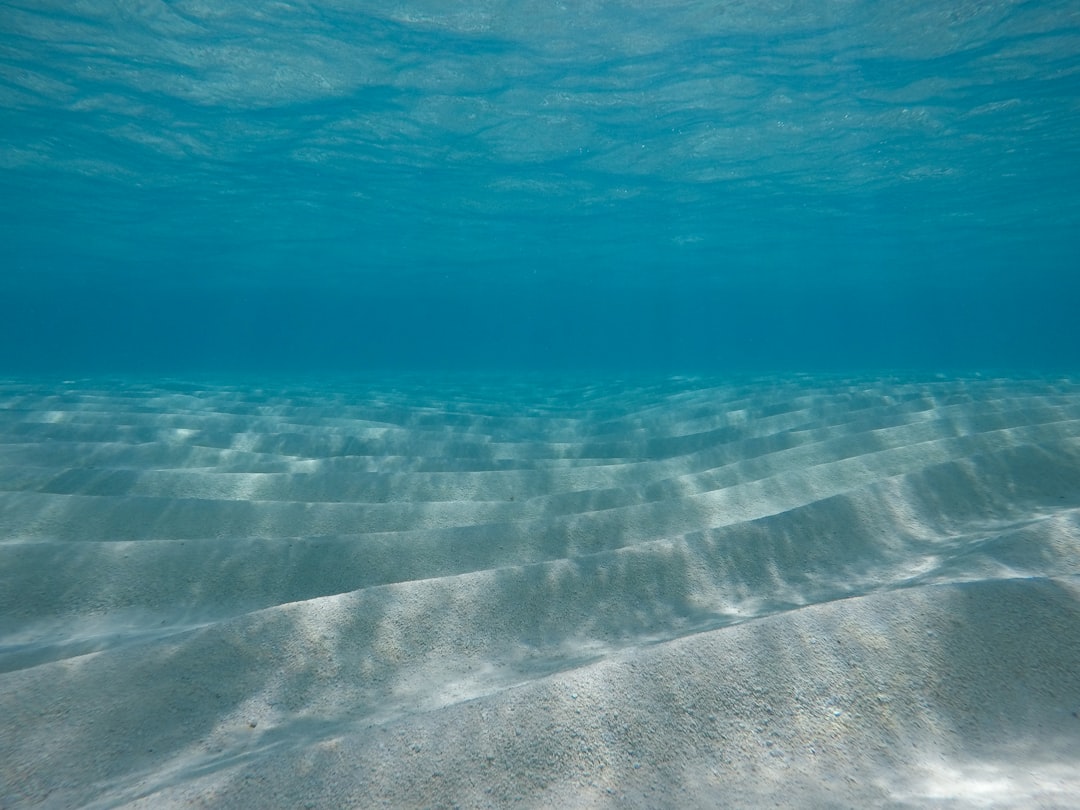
[2,374,1079,808]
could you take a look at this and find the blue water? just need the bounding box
[2,0,1078,373]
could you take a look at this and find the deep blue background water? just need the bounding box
[2,0,1078,374]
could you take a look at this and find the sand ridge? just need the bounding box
[1,373,1079,808]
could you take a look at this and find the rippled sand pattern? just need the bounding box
[2,375,1080,808]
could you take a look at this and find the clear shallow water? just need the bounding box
[1,0,1078,373]
[5,8,1080,805]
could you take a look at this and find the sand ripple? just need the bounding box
[2,374,1079,808]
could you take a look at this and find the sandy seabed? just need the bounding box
[2,373,1079,809]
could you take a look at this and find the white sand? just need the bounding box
[2,373,1080,808]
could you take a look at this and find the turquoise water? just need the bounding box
[4,7,1080,805]
[2,1,1078,373]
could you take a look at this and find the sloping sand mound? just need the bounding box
[2,374,1079,808]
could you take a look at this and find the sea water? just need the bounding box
[1,0,1078,375]
[4,6,1080,807]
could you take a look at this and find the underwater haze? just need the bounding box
[1,0,1079,373]
[7,5,1080,808]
